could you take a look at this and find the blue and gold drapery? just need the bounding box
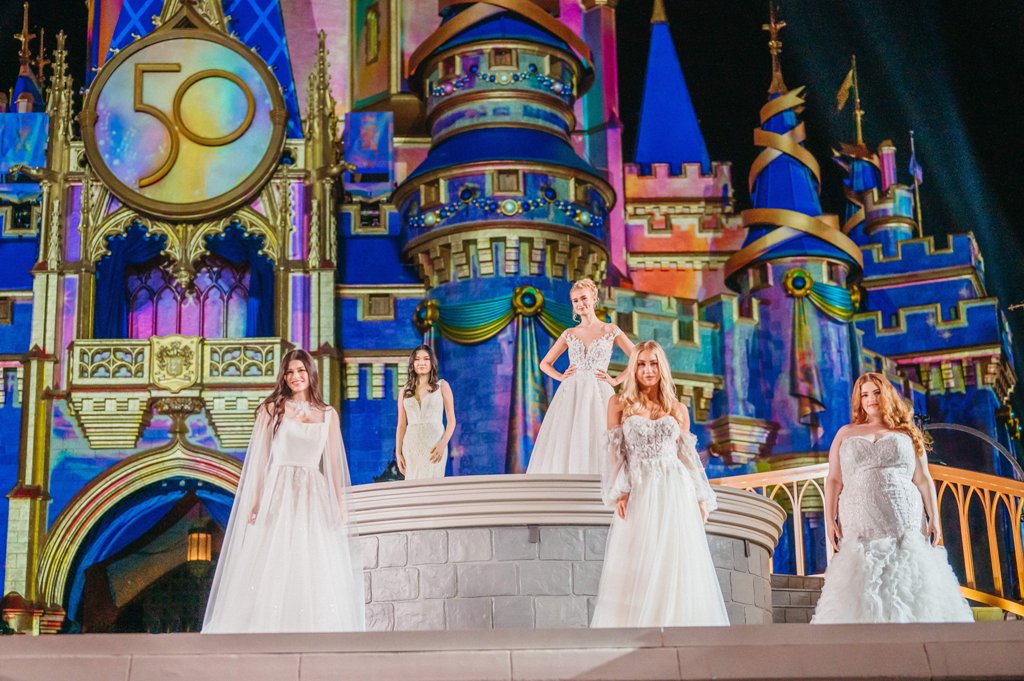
[414,286,574,473]
[783,268,860,425]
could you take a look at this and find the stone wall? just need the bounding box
[356,524,773,630]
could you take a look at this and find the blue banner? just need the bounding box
[0,113,47,172]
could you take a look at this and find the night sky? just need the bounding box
[3,0,1022,405]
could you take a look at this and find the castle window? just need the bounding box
[827,263,843,284]
[490,48,516,69]
[364,4,380,65]
[0,298,11,325]
[495,170,522,194]
[442,56,458,78]
[421,181,441,208]
[749,263,771,291]
[363,294,396,321]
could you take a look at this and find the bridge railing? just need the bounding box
[712,463,1024,616]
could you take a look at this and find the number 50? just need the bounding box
[134,63,256,188]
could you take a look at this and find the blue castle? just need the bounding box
[0,0,1017,632]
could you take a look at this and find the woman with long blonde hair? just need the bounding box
[526,278,634,474]
[591,341,728,627]
[812,372,972,623]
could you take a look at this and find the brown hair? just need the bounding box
[403,344,440,399]
[851,372,930,456]
[259,348,329,436]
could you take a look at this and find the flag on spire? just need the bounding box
[836,67,854,111]
[908,150,924,186]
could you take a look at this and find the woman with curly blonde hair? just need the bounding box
[591,341,728,627]
[526,278,634,474]
[812,372,973,623]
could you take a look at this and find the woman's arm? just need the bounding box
[912,450,942,546]
[539,332,573,381]
[609,327,635,386]
[431,380,457,463]
[606,397,630,519]
[395,393,408,475]
[824,426,847,552]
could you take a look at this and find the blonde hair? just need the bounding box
[851,372,930,456]
[618,340,680,423]
[570,278,599,302]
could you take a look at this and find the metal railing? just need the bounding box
[712,463,1024,616]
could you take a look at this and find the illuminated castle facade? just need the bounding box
[0,0,1016,632]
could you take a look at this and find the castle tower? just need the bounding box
[392,0,613,474]
[722,6,863,464]
[622,0,746,300]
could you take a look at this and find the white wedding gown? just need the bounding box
[526,329,619,474]
[402,387,448,479]
[591,415,730,627]
[812,432,973,623]
[203,407,365,632]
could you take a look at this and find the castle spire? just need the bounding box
[35,27,49,84]
[634,0,710,173]
[14,2,35,61]
[651,0,667,24]
[762,2,788,95]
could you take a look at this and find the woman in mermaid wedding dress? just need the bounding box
[396,344,456,479]
[591,341,729,627]
[812,372,973,624]
[203,349,365,633]
[526,278,634,474]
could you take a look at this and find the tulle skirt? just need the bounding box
[203,465,365,633]
[527,374,613,475]
[591,460,730,627]
[812,532,974,624]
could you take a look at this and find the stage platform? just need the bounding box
[2,622,1023,680]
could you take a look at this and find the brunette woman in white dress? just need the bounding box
[396,344,456,479]
[203,349,365,633]
[812,372,973,623]
[526,278,634,474]
[591,341,729,627]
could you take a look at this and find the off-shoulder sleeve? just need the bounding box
[677,431,718,513]
[601,426,631,507]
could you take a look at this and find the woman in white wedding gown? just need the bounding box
[591,341,729,627]
[396,344,456,479]
[812,372,973,624]
[526,278,634,474]
[203,349,365,633]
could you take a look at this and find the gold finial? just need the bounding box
[35,26,49,82]
[651,0,668,24]
[14,2,36,61]
[762,2,787,95]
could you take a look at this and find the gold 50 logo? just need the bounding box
[82,26,286,221]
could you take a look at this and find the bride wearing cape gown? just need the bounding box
[203,349,364,633]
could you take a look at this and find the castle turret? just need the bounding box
[393,0,613,473]
[720,6,863,465]
[621,0,746,300]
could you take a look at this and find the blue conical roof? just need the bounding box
[634,18,710,174]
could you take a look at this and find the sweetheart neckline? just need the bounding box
[565,329,618,356]
[844,431,909,445]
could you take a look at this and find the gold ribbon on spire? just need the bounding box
[726,87,863,282]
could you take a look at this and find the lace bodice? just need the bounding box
[270,417,329,468]
[564,328,620,374]
[838,432,924,540]
[602,415,717,512]
[404,387,444,427]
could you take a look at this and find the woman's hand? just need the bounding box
[698,501,709,524]
[248,505,259,525]
[429,442,445,463]
[615,492,629,519]
[825,517,843,552]
[593,368,614,384]
[925,517,942,547]
[396,450,407,475]
[561,364,577,380]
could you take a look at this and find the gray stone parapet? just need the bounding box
[349,476,784,630]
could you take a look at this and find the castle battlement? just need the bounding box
[624,161,732,202]
[862,233,983,275]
